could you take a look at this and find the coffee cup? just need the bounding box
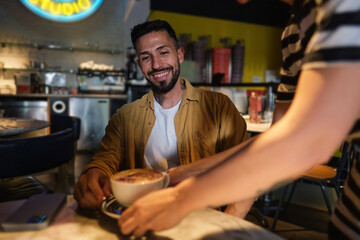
[110,168,170,207]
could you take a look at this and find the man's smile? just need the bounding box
[149,67,173,81]
[153,72,168,78]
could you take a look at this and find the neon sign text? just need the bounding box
[20,0,103,22]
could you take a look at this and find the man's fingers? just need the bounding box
[102,178,111,197]
[74,182,101,209]
[88,176,106,203]
[77,174,88,195]
[73,182,82,202]
[75,174,105,208]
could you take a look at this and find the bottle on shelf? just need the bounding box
[249,91,262,123]
[263,86,275,123]
[30,73,39,93]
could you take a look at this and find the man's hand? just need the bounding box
[74,168,111,209]
[118,187,190,237]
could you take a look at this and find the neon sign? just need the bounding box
[20,0,104,22]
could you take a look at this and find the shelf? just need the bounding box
[1,68,76,74]
[125,82,278,88]
[191,82,279,87]
[77,69,125,77]
[1,42,122,55]
[0,93,128,100]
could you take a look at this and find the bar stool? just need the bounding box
[271,141,357,231]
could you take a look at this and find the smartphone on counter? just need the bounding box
[1,193,66,232]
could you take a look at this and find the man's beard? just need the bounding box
[147,64,180,94]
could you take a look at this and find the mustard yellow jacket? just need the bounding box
[83,78,249,176]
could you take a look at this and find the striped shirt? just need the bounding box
[278,0,360,239]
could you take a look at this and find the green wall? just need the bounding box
[150,10,283,83]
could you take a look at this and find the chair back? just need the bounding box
[335,141,358,188]
[0,116,80,178]
[0,128,74,178]
[51,115,81,141]
[0,115,81,197]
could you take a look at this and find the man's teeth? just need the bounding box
[154,72,167,78]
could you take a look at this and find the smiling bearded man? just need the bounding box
[75,20,253,220]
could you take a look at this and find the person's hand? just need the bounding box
[224,197,256,219]
[74,168,111,209]
[118,187,191,237]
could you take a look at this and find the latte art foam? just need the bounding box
[115,169,163,184]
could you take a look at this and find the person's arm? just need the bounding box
[272,101,291,125]
[166,140,254,185]
[119,64,360,236]
[178,64,360,210]
[168,95,253,219]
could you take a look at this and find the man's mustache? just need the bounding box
[148,67,173,76]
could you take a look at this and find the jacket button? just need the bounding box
[149,122,152,125]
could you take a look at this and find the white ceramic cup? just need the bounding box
[110,168,170,207]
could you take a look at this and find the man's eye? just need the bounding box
[160,51,169,55]
[141,56,149,61]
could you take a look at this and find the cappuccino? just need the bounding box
[110,168,170,207]
[114,169,163,184]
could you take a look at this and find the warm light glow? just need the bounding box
[20,0,103,22]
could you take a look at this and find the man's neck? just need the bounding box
[154,79,185,109]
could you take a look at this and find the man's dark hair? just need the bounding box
[131,20,178,50]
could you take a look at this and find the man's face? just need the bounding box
[135,31,184,94]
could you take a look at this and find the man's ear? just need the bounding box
[177,46,185,64]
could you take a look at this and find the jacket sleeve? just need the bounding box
[82,110,125,176]
[217,95,249,152]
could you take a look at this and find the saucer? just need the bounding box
[100,195,126,219]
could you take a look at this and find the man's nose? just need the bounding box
[152,55,163,69]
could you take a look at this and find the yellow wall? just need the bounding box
[150,10,283,83]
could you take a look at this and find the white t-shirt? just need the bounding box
[144,98,181,171]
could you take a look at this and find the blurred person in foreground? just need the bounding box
[74,20,254,218]
[118,0,360,239]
